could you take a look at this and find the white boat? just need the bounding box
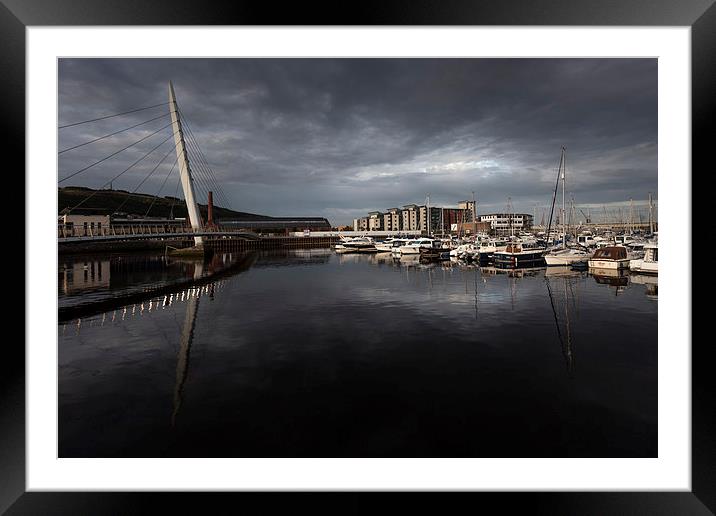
[399,238,435,255]
[374,238,395,252]
[390,238,413,255]
[587,246,630,270]
[334,236,376,253]
[576,233,596,247]
[544,247,590,266]
[477,239,508,262]
[494,243,547,268]
[629,243,658,274]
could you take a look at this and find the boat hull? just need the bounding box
[629,259,658,275]
[544,253,590,266]
[494,251,546,268]
[588,259,630,269]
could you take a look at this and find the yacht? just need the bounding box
[477,238,508,263]
[587,246,630,270]
[399,238,435,255]
[544,246,591,266]
[493,242,546,268]
[374,238,395,252]
[334,236,377,253]
[629,243,658,275]
[390,238,412,255]
[576,233,596,247]
[419,239,452,261]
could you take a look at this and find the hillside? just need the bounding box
[58,187,274,221]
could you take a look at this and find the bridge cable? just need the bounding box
[182,136,222,209]
[59,102,169,129]
[178,121,226,207]
[58,113,171,154]
[144,156,180,217]
[183,125,231,208]
[178,109,233,209]
[186,128,232,210]
[168,175,183,219]
[64,130,179,214]
[58,121,173,184]
[112,142,181,215]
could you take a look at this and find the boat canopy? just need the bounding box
[592,246,628,260]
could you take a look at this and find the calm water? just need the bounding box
[59,249,657,457]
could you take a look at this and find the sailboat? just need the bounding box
[544,147,590,266]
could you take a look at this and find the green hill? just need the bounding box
[58,187,273,221]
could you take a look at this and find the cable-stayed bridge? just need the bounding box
[58,82,326,249]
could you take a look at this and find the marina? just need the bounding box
[54,58,660,461]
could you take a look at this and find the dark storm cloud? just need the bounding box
[58,58,657,224]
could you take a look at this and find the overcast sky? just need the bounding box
[58,58,657,225]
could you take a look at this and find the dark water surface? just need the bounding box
[59,249,657,457]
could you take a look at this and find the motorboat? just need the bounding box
[629,243,658,275]
[477,238,508,263]
[374,238,395,252]
[334,236,377,253]
[419,240,452,261]
[544,246,591,266]
[493,243,546,268]
[587,246,630,270]
[576,233,596,247]
[390,238,412,255]
[399,238,435,255]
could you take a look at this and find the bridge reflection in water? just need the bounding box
[59,251,657,458]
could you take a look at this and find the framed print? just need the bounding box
[4,0,712,513]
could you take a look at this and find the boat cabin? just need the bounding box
[644,245,658,263]
[591,246,628,260]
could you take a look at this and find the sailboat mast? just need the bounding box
[472,190,476,235]
[562,146,566,249]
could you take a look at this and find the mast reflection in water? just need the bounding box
[59,250,657,458]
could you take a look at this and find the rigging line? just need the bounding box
[66,130,178,214]
[113,143,180,215]
[59,102,169,129]
[58,121,174,184]
[178,111,232,208]
[145,156,180,217]
[58,113,171,154]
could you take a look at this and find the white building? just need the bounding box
[58,214,111,237]
[479,213,534,234]
[383,208,402,231]
[368,211,384,231]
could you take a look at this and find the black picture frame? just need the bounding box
[4,1,710,513]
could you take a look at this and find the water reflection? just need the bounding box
[59,251,256,321]
[545,273,580,376]
[630,273,658,299]
[172,285,200,427]
[59,250,658,458]
[589,267,629,296]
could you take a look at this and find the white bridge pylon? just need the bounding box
[168,81,204,247]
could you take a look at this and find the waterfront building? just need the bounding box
[457,200,476,222]
[368,211,384,231]
[383,208,402,232]
[401,204,420,231]
[353,217,369,232]
[58,214,111,237]
[479,213,534,235]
